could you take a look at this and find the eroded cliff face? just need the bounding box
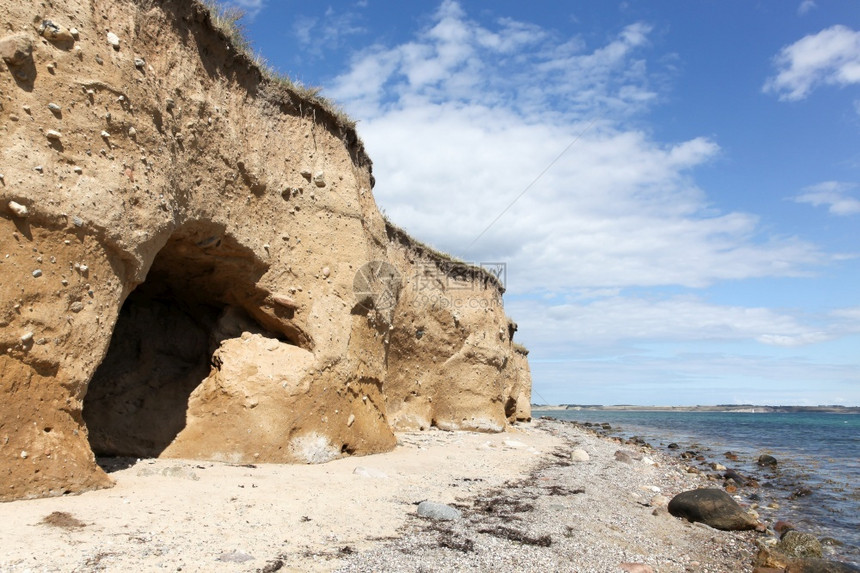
[0,0,531,501]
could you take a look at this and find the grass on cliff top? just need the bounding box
[512,342,530,356]
[199,0,355,129]
[383,217,506,293]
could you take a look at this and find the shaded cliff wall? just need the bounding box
[0,0,530,502]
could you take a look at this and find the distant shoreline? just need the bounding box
[533,404,860,413]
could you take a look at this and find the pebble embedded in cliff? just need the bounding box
[273,294,299,310]
[668,488,760,531]
[0,33,34,67]
[46,130,62,140]
[7,201,29,218]
[313,172,326,187]
[106,31,120,49]
[134,57,145,69]
[38,21,75,44]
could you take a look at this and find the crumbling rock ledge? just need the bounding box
[0,0,531,501]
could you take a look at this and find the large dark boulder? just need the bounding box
[758,454,778,467]
[668,488,760,530]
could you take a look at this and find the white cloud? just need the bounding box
[292,7,367,58]
[322,2,854,403]
[794,181,860,215]
[764,25,860,101]
[508,296,831,350]
[330,2,823,292]
[797,0,817,16]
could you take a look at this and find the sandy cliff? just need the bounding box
[0,0,530,501]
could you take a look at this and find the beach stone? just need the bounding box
[789,487,813,500]
[667,442,679,449]
[773,520,795,537]
[786,559,860,573]
[417,501,461,521]
[755,544,793,569]
[777,530,823,558]
[668,488,760,530]
[569,449,589,462]
[757,454,778,467]
[353,466,388,478]
[724,469,747,485]
[614,450,634,464]
[0,33,33,66]
[161,466,200,481]
[217,551,254,563]
[619,564,654,573]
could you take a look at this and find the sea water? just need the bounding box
[534,409,860,565]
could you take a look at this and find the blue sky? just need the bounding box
[224,0,860,406]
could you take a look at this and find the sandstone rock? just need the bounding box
[0,0,528,502]
[570,449,589,462]
[0,32,33,66]
[668,488,760,530]
[417,501,461,521]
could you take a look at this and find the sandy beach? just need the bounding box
[0,419,758,572]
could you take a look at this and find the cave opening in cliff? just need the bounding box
[83,230,278,460]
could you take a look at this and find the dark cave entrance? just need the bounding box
[83,229,275,459]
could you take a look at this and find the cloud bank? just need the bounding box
[318,1,856,403]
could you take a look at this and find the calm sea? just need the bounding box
[534,409,860,565]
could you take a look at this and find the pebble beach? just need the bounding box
[0,418,840,572]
